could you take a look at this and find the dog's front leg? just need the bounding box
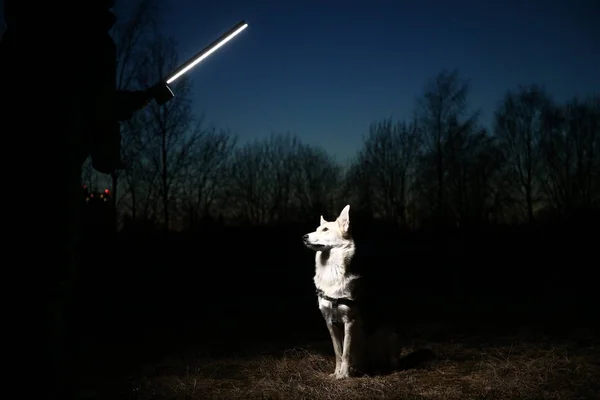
[326,322,344,376]
[338,319,362,379]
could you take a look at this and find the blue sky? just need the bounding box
[154,0,599,163]
[4,0,598,164]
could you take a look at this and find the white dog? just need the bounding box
[302,205,399,378]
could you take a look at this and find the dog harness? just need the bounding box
[316,288,356,324]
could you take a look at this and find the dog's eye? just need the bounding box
[322,227,328,232]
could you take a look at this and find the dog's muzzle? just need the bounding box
[302,234,313,246]
[302,234,324,250]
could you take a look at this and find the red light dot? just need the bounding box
[105,189,110,194]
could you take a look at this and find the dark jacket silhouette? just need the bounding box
[1,1,153,398]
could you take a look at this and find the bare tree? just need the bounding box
[226,133,302,225]
[225,133,340,225]
[541,96,599,213]
[343,159,375,221]
[140,32,204,230]
[444,124,505,225]
[539,103,570,212]
[226,140,274,226]
[180,127,237,228]
[291,143,341,220]
[120,112,159,223]
[265,133,302,222]
[351,118,421,225]
[495,84,552,223]
[113,0,158,91]
[107,0,157,224]
[415,69,479,222]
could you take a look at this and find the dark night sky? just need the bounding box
[152,0,599,163]
[3,1,599,163]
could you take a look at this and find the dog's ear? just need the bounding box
[320,215,326,225]
[337,205,350,233]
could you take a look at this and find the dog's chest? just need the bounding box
[313,252,354,298]
[314,262,344,287]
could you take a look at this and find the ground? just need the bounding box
[73,232,598,399]
[76,329,599,400]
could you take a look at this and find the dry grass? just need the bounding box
[116,336,600,400]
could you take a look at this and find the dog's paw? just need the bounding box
[334,372,351,379]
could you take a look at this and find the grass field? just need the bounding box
[72,232,598,399]
[76,328,599,400]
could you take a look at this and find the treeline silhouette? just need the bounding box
[82,1,599,237]
[84,72,599,232]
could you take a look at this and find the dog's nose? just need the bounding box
[302,234,309,241]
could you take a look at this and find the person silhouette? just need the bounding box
[1,1,157,397]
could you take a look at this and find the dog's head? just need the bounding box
[302,204,352,251]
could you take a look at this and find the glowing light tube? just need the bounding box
[165,20,248,84]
